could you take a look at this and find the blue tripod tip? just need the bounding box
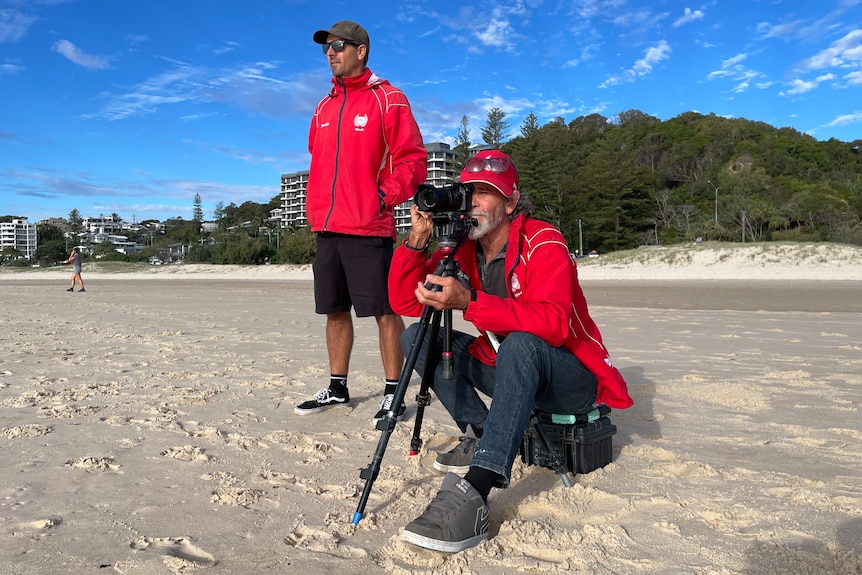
[351,511,363,525]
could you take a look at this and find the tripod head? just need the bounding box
[431,211,477,253]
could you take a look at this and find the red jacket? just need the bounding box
[307,68,427,239]
[388,214,634,410]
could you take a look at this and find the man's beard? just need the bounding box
[468,209,503,240]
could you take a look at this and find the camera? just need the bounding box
[413,183,473,214]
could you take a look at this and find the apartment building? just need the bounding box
[0,218,38,259]
[279,141,459,233]
[83,215,126,235]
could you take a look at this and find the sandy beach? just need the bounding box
[1,243,860,574]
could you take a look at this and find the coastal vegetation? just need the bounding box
[6,109,861,267]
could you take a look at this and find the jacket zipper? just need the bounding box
[323,78,347,232]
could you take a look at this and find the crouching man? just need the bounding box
[388,150,634,553]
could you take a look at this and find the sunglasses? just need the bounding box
[465,156,514,174]
[321,39,360,54]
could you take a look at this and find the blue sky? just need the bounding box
[2,0,861,224]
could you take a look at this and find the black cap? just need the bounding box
[313,20,370,54]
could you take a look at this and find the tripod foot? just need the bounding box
[351,511,363,525]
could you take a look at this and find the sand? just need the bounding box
[0,242,860,574]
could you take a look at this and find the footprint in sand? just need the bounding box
[65,456,120,471]
[160,445,212,462]
[2,424,53,438]
[210,486,265,508]
[130,536,217,570]
[14,517,63,535]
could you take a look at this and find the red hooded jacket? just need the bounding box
[388,214,634,410]
[307,68,427,240]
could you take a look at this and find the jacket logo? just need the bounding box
[354,114,368,131]
[510,272,522,298]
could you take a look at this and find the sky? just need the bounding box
[1,0,861,224]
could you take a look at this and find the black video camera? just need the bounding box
[413,183,473,214]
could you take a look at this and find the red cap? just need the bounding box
[459,150,519,198]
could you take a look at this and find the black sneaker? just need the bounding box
[294,387,349,415]
[78,288,85,292]
[401,472,490,553]
[66,287,74,292]
[372,393,405,425]
[433,436,477,474]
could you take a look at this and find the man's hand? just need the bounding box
[406,205,433,250]
[415,273,471,311]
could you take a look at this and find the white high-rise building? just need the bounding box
[0,218,38,260]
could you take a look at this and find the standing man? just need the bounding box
[389,150,633,552]
[64,246,85,292]
[295,21,427,423]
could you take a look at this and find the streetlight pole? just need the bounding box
[707,180,719,224]
[578,219,584,257]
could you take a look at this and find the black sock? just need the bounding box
[384,380,398,396]
[463,466,501,502]
[329,376,347,395]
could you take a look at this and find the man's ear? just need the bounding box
[506,189,520,215]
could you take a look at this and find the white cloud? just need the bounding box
[721,53,748,68]
[574,0,628,20]
[846,70,862,85]
[0,8,37,44]
[755,19,803,40]
[826,111,862,127]
[785,78,818,95]
[52,39,112,70]
[673,7,704,28]
[706,52,766,92]
[1,62,25,74]
[600,40,671,88]
[474,17,516,49]
[633,40,672,75]
[797,29,862,71]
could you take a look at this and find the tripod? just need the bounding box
[352,218,471,525]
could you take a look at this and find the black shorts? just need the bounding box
[312,233,395,317]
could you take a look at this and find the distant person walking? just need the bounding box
[64,247,85,292]
[295,20,427,422]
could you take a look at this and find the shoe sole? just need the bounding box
[400,529,487,553]
[293,402,347,415]
[432,460,471,474]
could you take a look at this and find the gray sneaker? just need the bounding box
[401,472,490,553]
[433,435,477,474]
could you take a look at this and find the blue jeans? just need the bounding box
[401,323,598,487]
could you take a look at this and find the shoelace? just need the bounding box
[453,436,477,453]
[313,389,334,402]
[379,393,394,409]
[419,485,468,524]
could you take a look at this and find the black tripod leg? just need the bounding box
[353,304,436,525]
[409,310,441,455]
[529,412,574,488]
[353,230,470,525]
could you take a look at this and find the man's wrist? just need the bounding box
[403,237,428,251]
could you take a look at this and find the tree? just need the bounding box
[213,201,225,222]
[520,112,540,139]
[453,115,472,172]
[481,107,509,149]
[68,209,83,232]
[193,193,204,222]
